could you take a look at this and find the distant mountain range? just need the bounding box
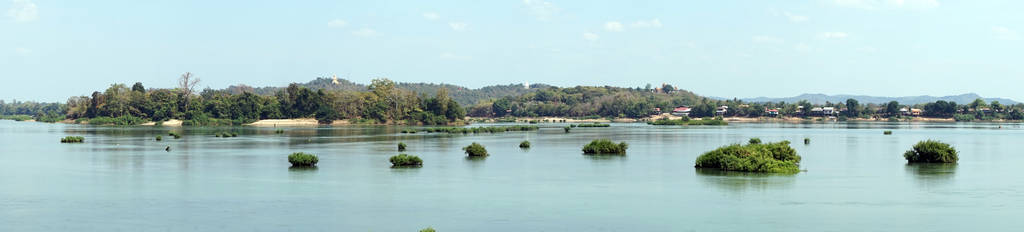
[738,93,1018,105]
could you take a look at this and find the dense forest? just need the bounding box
[3,74,1024,125]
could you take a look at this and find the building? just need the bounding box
[911,108,923,116]
[715,106,729,116]
[766,108,779,117]
[822,107,836,116]
[671,106,691,116]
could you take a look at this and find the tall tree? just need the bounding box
[845,98,859,117]
[178,72,200,111]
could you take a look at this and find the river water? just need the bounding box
[1,120,1022,231]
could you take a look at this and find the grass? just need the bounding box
[420,227,436,232]
[519,140,531,148]
[60,136,84,143]
[389,154,423,167]
[398,142,407,151]
[168,132,182,139]
[463,142,488,157]
[287,152,319,167]
[582,139,628,154]
[904,140,958,163]
[575,123,610,127]
[694,140,801,173]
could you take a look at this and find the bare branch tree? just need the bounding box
[178,72,200,109]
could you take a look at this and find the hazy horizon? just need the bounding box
[4,0,1022,102]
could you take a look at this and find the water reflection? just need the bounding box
[288,166,319,179]
[582,154,627,162]
[694,168,796,192]
[905,163,957,187]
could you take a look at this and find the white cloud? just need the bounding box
[449,22,467,31]
[523,0,559,20]
[783,12,808,23]
[422,12,440,20]
[582,32,599,41]
[7,0,38,23]
[818,32,849,39]
[604,21,624,32]
[992,26,1019,41]
[439,52,471,60]
[832,0,939,10]
[351,28,377,37]
[327,19,348,28]
[14,47,31,54]
[630,19,662,28]
[752,35,784,44]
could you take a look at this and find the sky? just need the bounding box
[2,0,1023,102]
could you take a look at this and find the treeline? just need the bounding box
[57,75,464,126]
[464,85,1024,121]
[0,100,66,122]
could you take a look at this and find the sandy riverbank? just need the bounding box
[245,118,321,127]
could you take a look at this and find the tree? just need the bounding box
[885,101,900,117]
[969,98,986,111]
[131,82,146,93]
[178,72,200,111]
[845,98,859,117]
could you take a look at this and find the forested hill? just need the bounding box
[224,77,547,106]
[741,93,1018,105]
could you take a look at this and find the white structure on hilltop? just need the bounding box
[524,81,529,89]
[332,75,340,85]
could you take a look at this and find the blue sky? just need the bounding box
[2,0,1022,102]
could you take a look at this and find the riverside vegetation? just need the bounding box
[462,143,488,157]
[519,140,531,148]
[904,140,959,163]
[401,125,538,134]
[694,139,802,173]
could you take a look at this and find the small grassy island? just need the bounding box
[60,136,84,143]
[884,130,893,135]
[287,152,319,167]
[519,140,531,148]
[574,123,610,128]
[401,125,539,134]
[168,132,182,139]
[582,139,628,154]
[398,142,407,151]
[904,140,958,163]
[155,135,162,141]
[648,117,728,126]
[389,154,423,167]
[694,139,802,173]
[463,142,488,157]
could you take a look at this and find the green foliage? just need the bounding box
[155,135,162,141]
[275,129,285,134]
[420,227,437,232]
[575,123,610,127]
[582,139,628,154]
[409,125,538,134]
[168,132,182,139]
[398,142,407,151]
[803,138,810,144]
[749,138,761,144]
[389,154,423,167]
[519,140,531,148]
[649,117,727,126]
[462,142,488,156]
[87,115,146,126]
[60,136,84,143]
[884,130,893,135]
[288,152,319,167]
[904,140,958,163]
[953,114,975,122]
[0,115,33,121]
[694,140,801,173]
[564,126,571,133]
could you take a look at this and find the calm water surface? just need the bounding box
[1,120,1023,231]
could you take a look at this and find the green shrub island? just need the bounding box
[60,136,84,143]
[519,140,531,148]
[287,152,319,167]
[564,126,571,133]
[575,123,610,128]
[582,139,629,154]
[420,227,436,232]
[462,142,489,157]
[904,140,958,163]
[168,132,182,139]
[389,154,423,167]
[398,142,407,151]
[883,130,893,135]
[803,138,810,144]
[275,129,285,134]
[155,135,163,141]
[694,140,802,173]
[749,138,762,144]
